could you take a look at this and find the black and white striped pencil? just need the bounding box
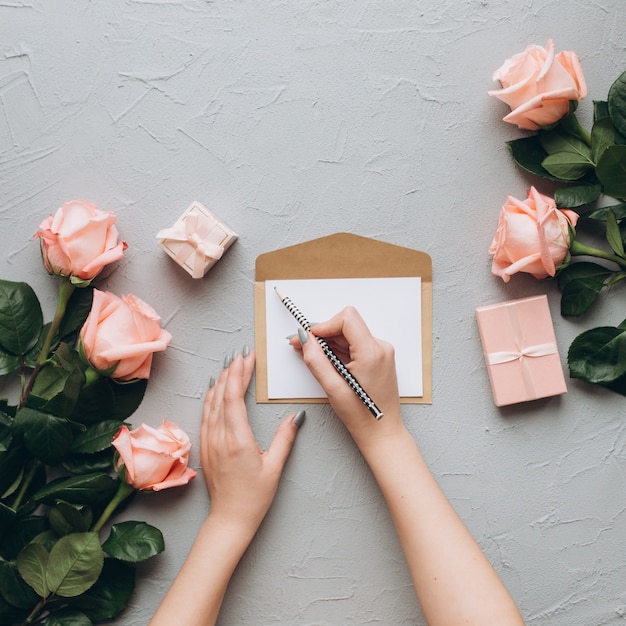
[274,286,383,420]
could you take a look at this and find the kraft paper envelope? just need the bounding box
[254,232,432,404]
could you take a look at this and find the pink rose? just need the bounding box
[35,201,127,283]
[112,421,197,491]
[80,289,173,380]
[490,186,579,282]
[489,39,587,130]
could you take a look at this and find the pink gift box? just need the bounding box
[157,202,238,278]
[475,295,567,407]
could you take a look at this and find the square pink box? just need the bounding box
[475,295,567,407]
[157,202,238,278]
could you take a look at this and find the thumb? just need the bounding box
[266,410,305,470]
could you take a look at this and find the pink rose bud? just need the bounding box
[35,200,127,283]
[489,186,579,282]
[112,421,197,491]
[488,39,587,130]
[80,289,173,380]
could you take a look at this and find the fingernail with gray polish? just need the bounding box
[293,410,306,428]
[297,327,308,344]
[242,345,250,357]
[231,349,238,362]
[208,376,216,388]
[223,355,231,368]
[286,333,297,341]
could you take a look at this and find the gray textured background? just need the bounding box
[1,2,626,625]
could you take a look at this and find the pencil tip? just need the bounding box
[274,286,284,300]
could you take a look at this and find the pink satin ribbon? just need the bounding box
[157,213,225,279]
[484,301,557,400]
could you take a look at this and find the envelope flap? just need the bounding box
[256,232,432,281]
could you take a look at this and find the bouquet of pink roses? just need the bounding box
[488,40,626,397]
[0,201,195,625]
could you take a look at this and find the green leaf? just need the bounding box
[70,378,116,424]
[560,277,606,317]
[0,348,20,376]
[17,542,49,597]
[584,202,626,221]
[30,530,59,552]
[608,69,626,137]
[591,116,616,164]
[13,407,74,465]
[48,502,92,536]
[0,592,29,623]
[0,419,13,452]
[70,420,123,455]
[61,449,115,475]
[557,263,613,293]
[558,112,590,144]
[507,136,561,181]
[3,460,47,512]
[542,152,594,181]
[605,209,625,257]
[109,379,148,421]
[0,560,40,608]
[32,473,118,507]
[598,370,626,396]
[568,326,626,384]
[45,608,93,626]
[23,322,51,369]
[540,127,592,159]
[594,100,610,122]
[69,558,135,621]
[0,279,43,356]
[30,347,87,418]
[0,440,28,504]
[71,378,147,424]
[46,532,103,598]
[58,288,93,343]
[596,144,626,199]
[103,521,164,563]
[0,501,17,527]
[555,184,602,209]
[0,515,49,560]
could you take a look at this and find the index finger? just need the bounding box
[311,306,377,349]
[222,353,255,439]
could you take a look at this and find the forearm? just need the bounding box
[149,516,256,626]
[359,422,524,626]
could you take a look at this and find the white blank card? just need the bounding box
[265,277,422,399]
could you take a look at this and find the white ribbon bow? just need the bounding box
[484,302,557,400]
[157,213,224,279]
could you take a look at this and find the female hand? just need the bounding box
[201,349,304,536]
[289,307,405,450]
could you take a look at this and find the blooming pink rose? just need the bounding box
[112,421,197,491]
[80,289,173,380]
[490,186,579,282]
[35,201,127,283]
[489,39,587,130]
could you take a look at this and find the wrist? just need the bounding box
[349,411,409,456]
[201,511,260,550]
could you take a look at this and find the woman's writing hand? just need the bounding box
[290,307,404,451]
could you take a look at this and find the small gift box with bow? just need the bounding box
[475,295,567,407]
[157,202,238,278]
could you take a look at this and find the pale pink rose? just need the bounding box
[490,186,579,282]
[112,421,197,491]
[489,39,587,130]
[35,201,127,282]
[80,289,173,380]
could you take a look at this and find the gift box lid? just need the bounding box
[476,295,567,406]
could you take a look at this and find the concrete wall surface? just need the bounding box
[1,1,625,624]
